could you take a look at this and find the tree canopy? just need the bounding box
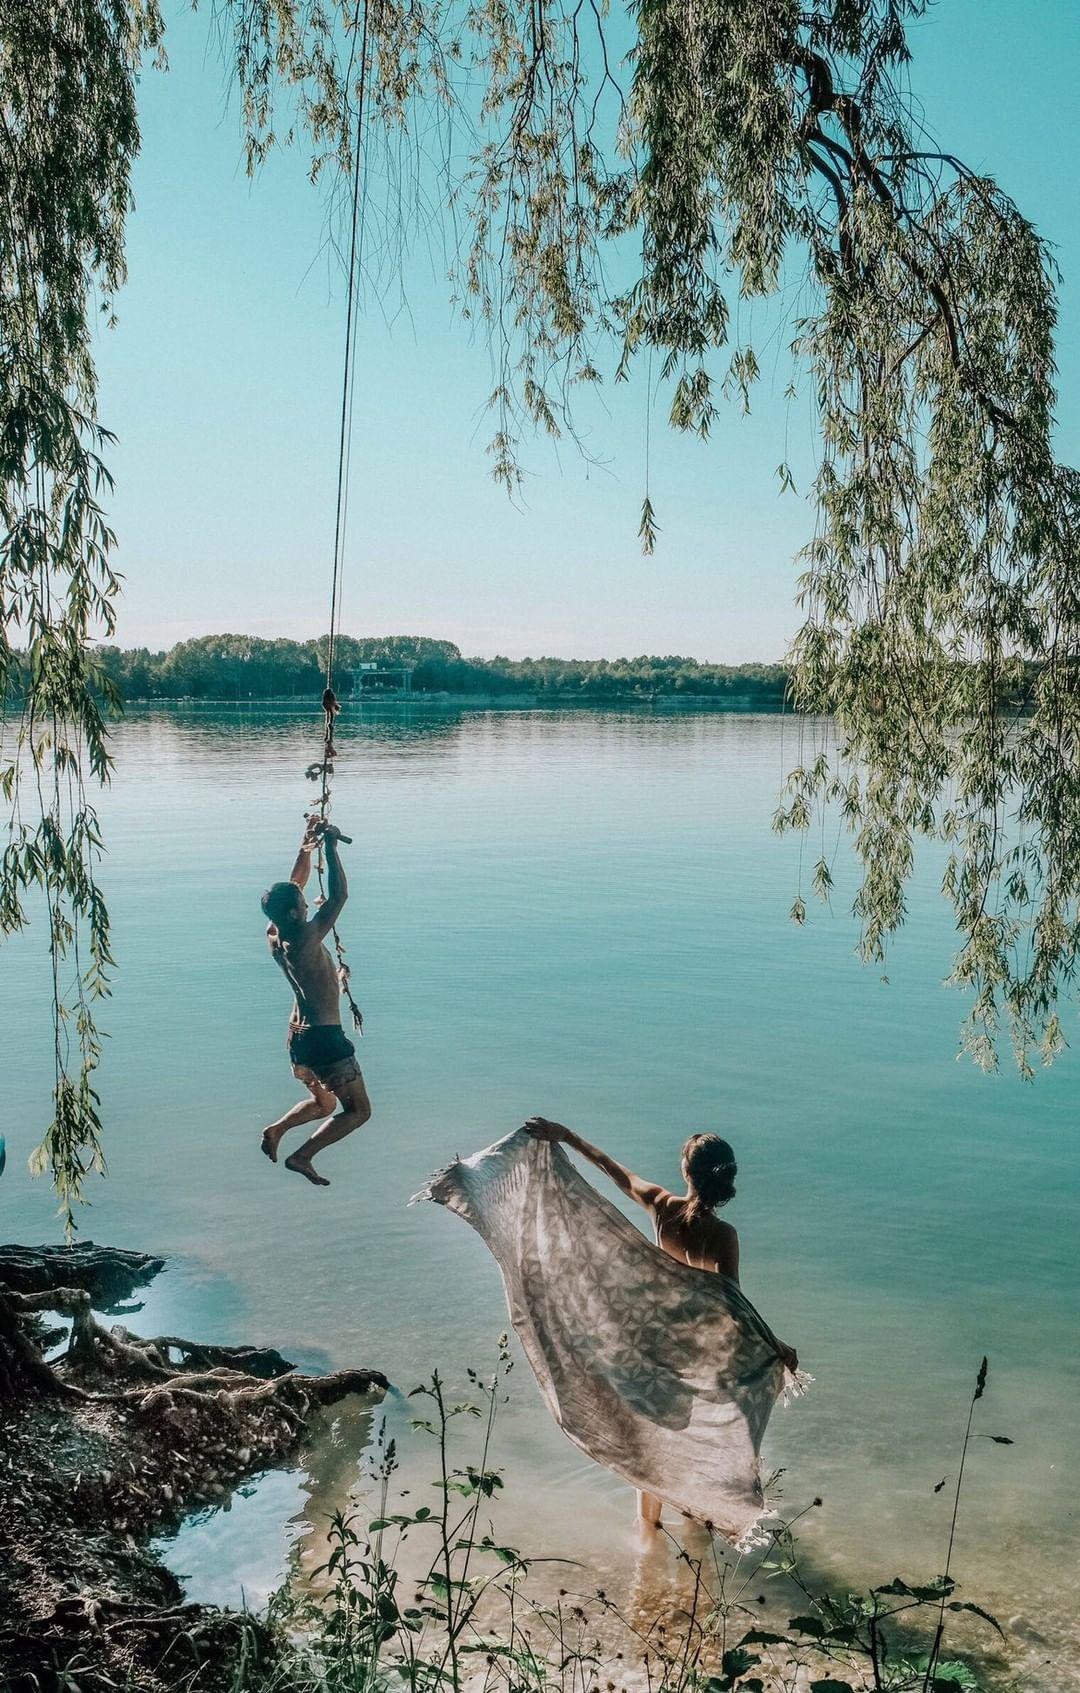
[3,0,1080,1217]
[74,635,789,702]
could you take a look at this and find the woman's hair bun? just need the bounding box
[682,1133,737,1212]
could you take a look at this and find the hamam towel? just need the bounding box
[413,1128,806,1548]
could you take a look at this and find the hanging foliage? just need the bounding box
[0,1,164,1229]
[218,0,1079,1072]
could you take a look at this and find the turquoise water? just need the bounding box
[2,704,1077,1686]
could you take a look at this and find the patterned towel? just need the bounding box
[413,1128,805,1546]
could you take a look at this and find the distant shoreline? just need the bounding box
[121,692,790,712]
[52,636,791,711]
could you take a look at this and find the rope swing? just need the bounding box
[305,7,373,1036]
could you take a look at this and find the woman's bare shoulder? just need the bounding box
[649,1189,681,1218]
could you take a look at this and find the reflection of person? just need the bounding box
[524,1116,798,1531]
[260,821,371,1186]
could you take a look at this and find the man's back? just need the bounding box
[269,922,341,1027]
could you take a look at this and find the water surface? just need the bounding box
[2,704,1076,1687]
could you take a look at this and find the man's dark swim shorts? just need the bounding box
[288,1024,361,1090]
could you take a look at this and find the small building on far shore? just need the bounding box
[345,661,414,696]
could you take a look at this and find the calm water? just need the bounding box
[2,705,1077,1686]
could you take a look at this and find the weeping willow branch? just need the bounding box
[0,2,164,1229]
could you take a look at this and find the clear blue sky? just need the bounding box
[97,1,1080,661]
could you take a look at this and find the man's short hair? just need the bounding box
[261,881,302,925]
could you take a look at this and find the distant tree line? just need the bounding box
[50,635,791,704]
[4,635,1043,710]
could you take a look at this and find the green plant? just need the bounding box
[233,1353,1010,1693]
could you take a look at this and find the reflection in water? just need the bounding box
[110,697,768,758]
[619,1515,799,1661]
[624,1523,714,1641]
[160,1395,382,1609]
[289,1395,390,1588]
[159,1470,307,1611]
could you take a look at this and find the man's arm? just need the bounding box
[289,833,316,890]
[311,828,348,936]
[524,1118,665,1209]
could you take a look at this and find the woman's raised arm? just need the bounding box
[524,1117,665,1210]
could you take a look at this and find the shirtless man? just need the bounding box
[260,822,371,1185]
[525,1116,798,1530]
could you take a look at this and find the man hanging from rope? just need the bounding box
[257,6,372,1187]
[259,818,371,1185]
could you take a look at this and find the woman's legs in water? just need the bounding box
[636,1490,663,1528]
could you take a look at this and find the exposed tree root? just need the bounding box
[0,1242,166,1303]
[0,1242,387,1692]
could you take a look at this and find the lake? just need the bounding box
[2,703,1077,1687]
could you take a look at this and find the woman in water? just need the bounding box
[525,1116,798,1530]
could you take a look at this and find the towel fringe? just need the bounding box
[408,1156,463,1208]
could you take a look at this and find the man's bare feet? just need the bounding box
[285,1152,330,1187]
[261,1128,283,1163]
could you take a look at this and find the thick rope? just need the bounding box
[307,7,374,1036]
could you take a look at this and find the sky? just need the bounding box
[96,1,1080,662]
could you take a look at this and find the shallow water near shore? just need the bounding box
[2,703,1077,1687]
